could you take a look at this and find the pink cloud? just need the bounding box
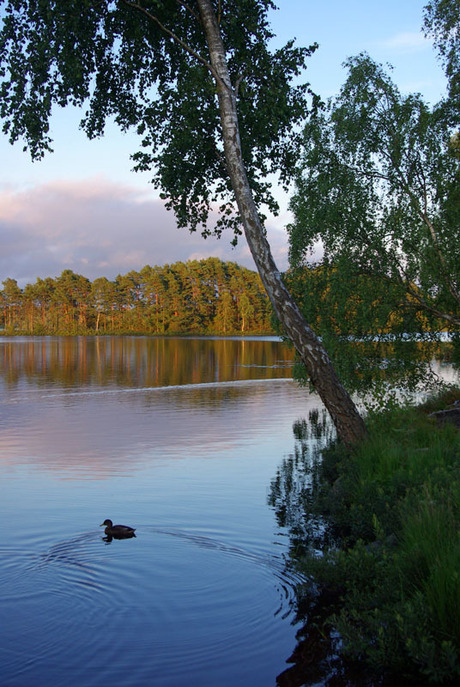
[0,177,290,286]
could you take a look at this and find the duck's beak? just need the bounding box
[99,523,105,527]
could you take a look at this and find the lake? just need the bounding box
[0,335,325,687]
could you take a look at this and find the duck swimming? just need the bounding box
[100,519,136,539]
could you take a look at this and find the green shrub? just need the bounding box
[295,389,460,683]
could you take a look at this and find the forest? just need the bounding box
[0,258,274,335]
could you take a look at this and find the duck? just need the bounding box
[100,519,136,539]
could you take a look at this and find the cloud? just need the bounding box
[377,31,431,53]
[0,177,290,287]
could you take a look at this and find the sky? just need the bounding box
[0,0,448,288]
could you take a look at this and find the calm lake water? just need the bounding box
[0,336,325,687]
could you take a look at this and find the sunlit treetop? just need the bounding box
[288,53,460,332]
[0,0,317,239]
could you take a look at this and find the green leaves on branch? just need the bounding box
[424,0,460,108]
[288,54,460,342]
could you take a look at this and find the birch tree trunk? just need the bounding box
[197,0,367,446]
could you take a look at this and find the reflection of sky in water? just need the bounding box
[0,336,318,568]
[1,338,457,687]
[0,341,317,592]
[0,338,320,577]
[0,336,300,476]
[0,378,316,478]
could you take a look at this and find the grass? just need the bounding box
[296,386,460,684]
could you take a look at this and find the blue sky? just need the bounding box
[0,0,447,286]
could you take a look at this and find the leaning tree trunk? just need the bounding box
[197,0,367,446]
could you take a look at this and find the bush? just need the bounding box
[295,389,460,683]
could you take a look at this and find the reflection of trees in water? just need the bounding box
[0,336,294,389]
[268,408,335,558]
[270,412,365,687]
[293,340,455,400]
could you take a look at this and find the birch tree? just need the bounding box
[0,0,367,444]
[288,55,459,337]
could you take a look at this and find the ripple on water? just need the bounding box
[0,527,303,687]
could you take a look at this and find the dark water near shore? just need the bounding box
[0,336,323,687]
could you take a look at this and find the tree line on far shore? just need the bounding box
[0,258,275,336]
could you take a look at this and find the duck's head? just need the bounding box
[100,519,113,528]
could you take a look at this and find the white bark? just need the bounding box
[197,0,367,446]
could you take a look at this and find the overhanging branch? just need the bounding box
[121,0,224,87]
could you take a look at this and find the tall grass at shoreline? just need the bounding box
[296,387,460,683]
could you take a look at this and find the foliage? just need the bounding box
[282,263,452,397]
[270,388,460,683]
[424,0,460,108]
[289,53,459,334]
[0,0,316,240]
[0,258,274,335]
[285,46,459,395]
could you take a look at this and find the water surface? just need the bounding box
[0,336,321,687]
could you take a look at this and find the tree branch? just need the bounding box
[385,154,460,307]
[121,0,224,87]
[176,0,200,22]
[403,278,460,327]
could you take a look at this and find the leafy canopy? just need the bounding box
[0,0,317,239]
[288,54,460,337]
[424,0,460,108]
